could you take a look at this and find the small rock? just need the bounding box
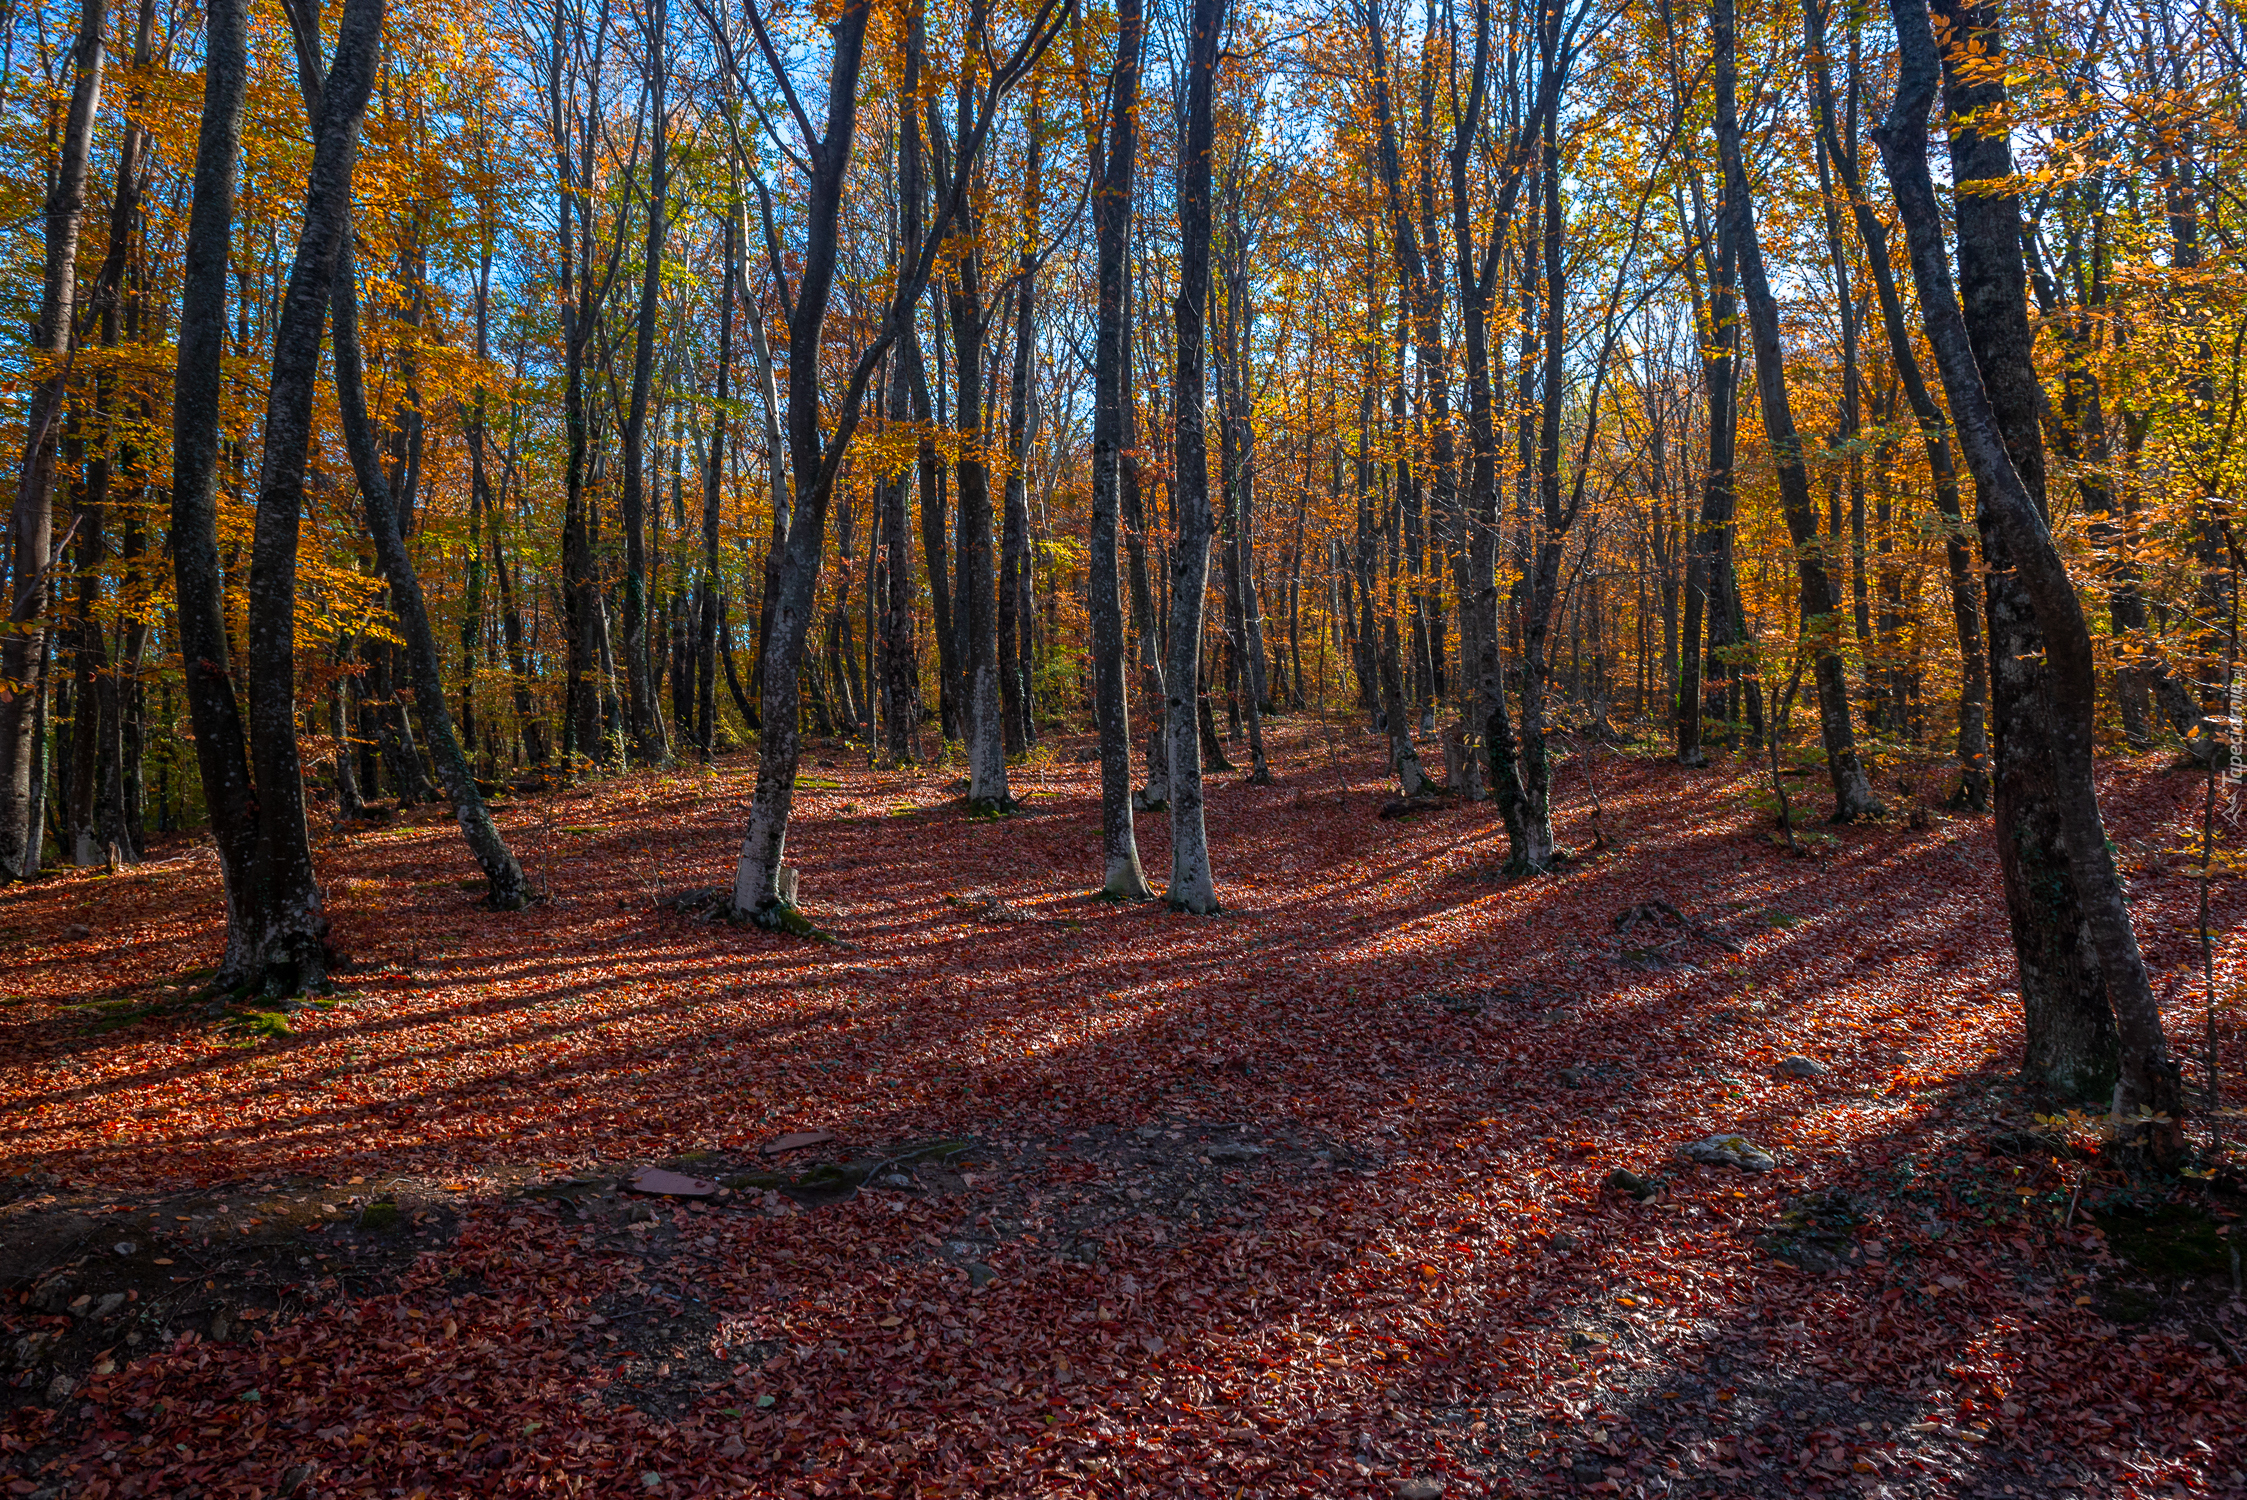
[1135,1126,1161,1140]
[209,1310,232,1341]
[964,1261,997,1288]
[1778,1055,1827,1079]
[1684,1134,1776,1172]
[1570,1454,1607,1485]
[63,923,90,940]
[1206,1142,1264,1165]
[1605,1168,1658,1201]
[760,1130,837,1157]
[278,1463,317,1498]
[1556,1066,1588,1089]
[43,1374,74,1405]
[625,1202,659,1223]
[878,1173,912,1188]
[1711,1074,1747,1091]
[1397,1480,1446,1500]
[31,1280,72,1314]
[113,1241,136,1257]
[1548,1232,1581,1252]
[641,1472,664,1491]
[10,1331,53,1365]
[94,1292,126,1319]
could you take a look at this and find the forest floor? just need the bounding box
[3,718,2246,1499]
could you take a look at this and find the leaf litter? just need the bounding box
[2,726,2243,1497]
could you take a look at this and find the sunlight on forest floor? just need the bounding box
[3,721,2243,1497]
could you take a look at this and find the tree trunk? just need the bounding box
[1162,0,1227,914]
[1875,0,2182,1160]
[0,0,106,878]
[1715,0,1878,821]
[236,0,387,990]
[334,234,531,907]
[167,0,259,975]
[1089,0,1151,897]
[617,0,669,763]
[1804,0,1987,806]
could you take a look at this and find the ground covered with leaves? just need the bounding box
[4,723,2245,1498]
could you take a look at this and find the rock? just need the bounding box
[1570,1454,1607,1486]
[761,1130,837,1156]
[1206,1142,1264,1165]
[113,1241,136,1257]
[31,1279,73,1314]
[9,1331,54,1367]
[964,1261,997,1288]
[43,1374,74,1405]
[63,923,90,940]
[622,1165,719,1198]
[1605,1168,1658,1202]
[1397,1479,1446,1500]
[1547,1232,1581,1252]
[625,1202,659,1223]
[1556,1067,1588,1089]
[94,1292,126,1319]
[1778,1055,1827,1079]
[1684,1134,1776,1172]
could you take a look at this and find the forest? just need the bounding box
[2,0,2246,1489]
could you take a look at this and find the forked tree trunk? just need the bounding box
[1875,0,2183,1163]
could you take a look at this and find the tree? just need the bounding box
[1874,0,2184,1162]
[1088,0,1153,900]
[1160,0,1229,916]
[0,0,106,879]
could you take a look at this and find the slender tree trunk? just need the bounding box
[1090,0,1151,897]
[1716,0,1877,820]
[1163,0,1227,914]
[168,0,259,973]
[1804,0,1987,805]
[334,234,530,907]
[0,0,106,877]
[235,0,387,988]
[617,0,669,762]
[700,211,735,758]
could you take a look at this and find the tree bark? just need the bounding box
[617,0,670,763]
[167,0,258,974]
[334,234,531,907]
[0,0,106,877]
[1875,0,2182,1159]
[237,0,387,989]
[1162,0,1227,914]
[1715,0,1878,820]
[1803,0,1987,806]
[1089,0,1152,897]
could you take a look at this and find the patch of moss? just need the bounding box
[221,1010,295,1043]
[2094,1200,2232,1280]
[358,1200,402,1232]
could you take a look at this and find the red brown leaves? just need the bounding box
[2,731,2242,1495]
